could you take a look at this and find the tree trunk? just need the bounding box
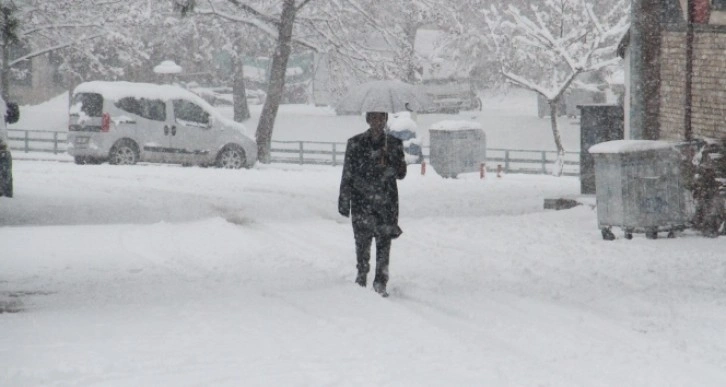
[68,76,78,109]
[233,55,250,122]
[1,7,9,102]
[549,99,565,177]
[402,19,418,84]
[255,0,296,164]
[1,42,9,102]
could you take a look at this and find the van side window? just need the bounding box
[115,97,166,121]
[115,97,142,116]
[142,99,166,121]
[72,93,103,117]
[173,99,209,126]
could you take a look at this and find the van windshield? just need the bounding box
[72,93,103,117]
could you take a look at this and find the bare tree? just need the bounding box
[484,0,628,176]
[0,0,160,100]
[174,0,454,163]
[176,0,319,163]
[0,1,111,100]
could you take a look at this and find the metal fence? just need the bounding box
[7,129,68,154]
[6,129,580,176]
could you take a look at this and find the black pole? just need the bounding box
[684,0,694,141]
[630,0,661,140]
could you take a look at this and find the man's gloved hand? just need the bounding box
[338,201,350,217]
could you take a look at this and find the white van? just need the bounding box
[67,81,257,168]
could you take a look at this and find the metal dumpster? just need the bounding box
[589,140,692,240]
[578,104,624,194]
[428,120,486,178]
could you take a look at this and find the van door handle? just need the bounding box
[164,125,170,135]
[171,126,177,136]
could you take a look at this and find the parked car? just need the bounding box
[420,78,480,114]
[388,112,424,164]
[0,96,18,198]
[67,81,257,169]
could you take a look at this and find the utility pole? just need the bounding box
[684,0,695,141]
[629,0,661,140]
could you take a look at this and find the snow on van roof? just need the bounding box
[429,120,483,131]
[74,81,215,112]
[588,140,676,154]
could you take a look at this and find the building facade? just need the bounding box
[654,0,726,141]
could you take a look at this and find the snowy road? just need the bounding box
[2,160,726,386]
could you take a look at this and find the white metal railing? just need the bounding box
[6,129,580,176]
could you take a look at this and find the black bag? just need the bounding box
[379,224,403,239]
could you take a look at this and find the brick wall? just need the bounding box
[660,31,687,140]
[659,29,726,141]
[692,32,726,139]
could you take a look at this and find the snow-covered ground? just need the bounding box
[2,91,726,386]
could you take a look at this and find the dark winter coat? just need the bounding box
[338,129,407,236]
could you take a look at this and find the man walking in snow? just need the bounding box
[338,111,407,297]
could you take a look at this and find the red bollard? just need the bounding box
[497,164,503,178]
[480,163,485,179]
[421,160,426,175]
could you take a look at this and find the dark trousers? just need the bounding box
[353,218,391,287]
[0,150,12,198]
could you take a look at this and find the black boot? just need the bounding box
[355,272,367,287]
[373,281,388,297]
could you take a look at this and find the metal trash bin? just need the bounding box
[589,140,692,240]
[578,104,624,194]
[428,120,486,178]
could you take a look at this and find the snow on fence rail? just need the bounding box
[6,129,580,176]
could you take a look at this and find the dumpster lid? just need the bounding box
[589,140,675,154]
[430,120,483,131]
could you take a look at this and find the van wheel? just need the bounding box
[216,146,246,169]
[109,140,139,165]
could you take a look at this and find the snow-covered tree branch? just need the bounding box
[487,0,629,176]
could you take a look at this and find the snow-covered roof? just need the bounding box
[589,140,676,154]
[430,120,483,131]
